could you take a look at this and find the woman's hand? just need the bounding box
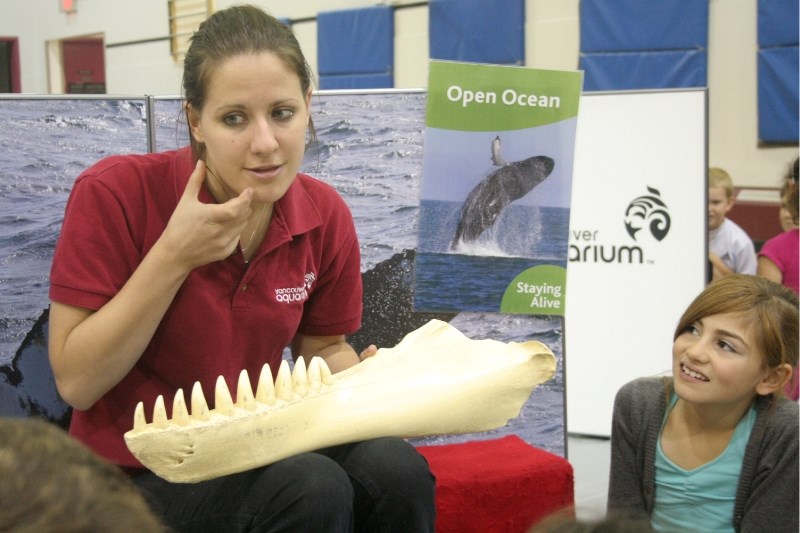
[359,344,378,361]
[159,160,255,271]
[292,335,377,373]
[50,161,258,411]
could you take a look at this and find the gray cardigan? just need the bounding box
[607,377,799,532]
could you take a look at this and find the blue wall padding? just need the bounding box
[429,0,524,65]
[318,73,394,90]
[579,0,708,91]
[317,6,393,89]
[758,0,799,47]
[580,50,707,91]
[757,0,798,142]
[758,46,799,143]
[317,6,393,74]
[580,0,708,52]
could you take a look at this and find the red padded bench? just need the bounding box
[416,435,574,533]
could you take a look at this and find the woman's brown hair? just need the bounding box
[182,4,316,161]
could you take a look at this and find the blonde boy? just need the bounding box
[708,167,757,279]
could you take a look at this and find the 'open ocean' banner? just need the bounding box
[414,60,583,316]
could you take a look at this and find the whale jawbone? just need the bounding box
[124,319,556,483]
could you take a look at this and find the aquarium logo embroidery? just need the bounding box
[274,272,315,303]
[623,186,671,242]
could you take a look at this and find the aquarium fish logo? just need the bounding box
[274,272,316,304]
[624,186,671,242]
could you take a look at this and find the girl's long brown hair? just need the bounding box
[674,275,798,372]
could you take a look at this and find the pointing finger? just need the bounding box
[181,159,206,202]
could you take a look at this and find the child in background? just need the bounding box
[758,157,799,400]
[0,417,164,532]
[608,275,798,532]
[778,178,799,232]
[528,509,653,532]
[707,167,757,280]
[759,157,799,294]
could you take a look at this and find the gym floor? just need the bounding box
[567,434,611,520]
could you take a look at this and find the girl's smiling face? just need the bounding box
[672,312,773,410]
[187,52,311,205]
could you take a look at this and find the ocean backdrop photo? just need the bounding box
[0,90,565,455]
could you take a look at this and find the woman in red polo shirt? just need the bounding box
[48,5,435,532]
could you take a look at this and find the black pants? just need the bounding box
[132,437,436,533]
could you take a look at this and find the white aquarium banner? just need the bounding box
[565,89,708,437]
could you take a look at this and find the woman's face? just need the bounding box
[672,312,770,409]
[188,52,311,205]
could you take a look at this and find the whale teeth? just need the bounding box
[319,358,334,385]
[215,376,235,416]
[131,359,338,431]
[256,364,276,405]
[307,357,322,391]
[152,395,168,428]
[133,401,146,431]
[292,356,309,395]
[191,381,210,421]
[274,360,294,402]
[172,388,190,426]
[237,370,256,410]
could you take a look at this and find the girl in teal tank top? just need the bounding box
[608,275,799,532]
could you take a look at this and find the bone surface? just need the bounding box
[124,319,557,483]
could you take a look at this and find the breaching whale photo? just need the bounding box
[451,136,555,249]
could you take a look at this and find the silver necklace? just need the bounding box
[205,164,267,264]
[241,202,268,263]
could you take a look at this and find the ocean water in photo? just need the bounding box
[0,97,148,365]
[416,199,569,312]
